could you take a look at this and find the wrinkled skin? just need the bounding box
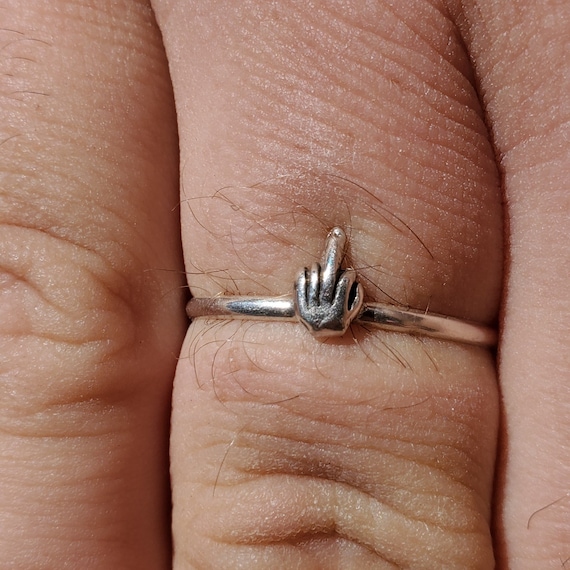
[0,1,569,569]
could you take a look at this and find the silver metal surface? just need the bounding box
[294,227,364,336]
[186,227,497,347]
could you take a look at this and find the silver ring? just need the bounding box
[186,228,497,347]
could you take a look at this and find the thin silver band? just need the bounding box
[186,296,497,347]
[186,227,497,347]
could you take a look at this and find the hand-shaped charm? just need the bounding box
[294,227,364,337]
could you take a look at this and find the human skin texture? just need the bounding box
[0,1,568,569]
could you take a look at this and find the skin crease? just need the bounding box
[0,1,567,570]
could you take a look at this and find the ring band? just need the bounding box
[186,228,497,347]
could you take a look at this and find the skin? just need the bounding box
[0,0,568,568]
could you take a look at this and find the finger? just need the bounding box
[0,1,183,568]
[455,2,570,567]
[334,269,362,317]
[154,0,503,567]
[294,267,309,313]
[320,226,347,302]
[308,262,321,305]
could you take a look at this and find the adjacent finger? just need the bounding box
[455,1,570,567]
[0,1,183,567]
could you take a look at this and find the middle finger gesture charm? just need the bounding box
[294,227,364,337]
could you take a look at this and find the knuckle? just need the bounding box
[177,324,497,568]
[0,222,172,417]
[0,223,138,346]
